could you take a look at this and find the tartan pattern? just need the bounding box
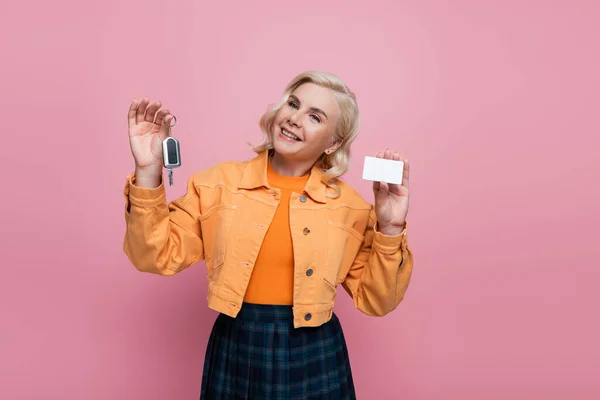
[200,303,356,399]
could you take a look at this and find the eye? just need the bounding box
[288,101,298,109]
[310,114,321,123]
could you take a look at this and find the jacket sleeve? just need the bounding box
[122,172,204,275]
[341,209,413,316]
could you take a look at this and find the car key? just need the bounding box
[162,114,181,186]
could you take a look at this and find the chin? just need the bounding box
[272,141,297,158]
[272,131,300,155]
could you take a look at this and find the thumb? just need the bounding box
[158,111,175,140]
[375,181,389,203]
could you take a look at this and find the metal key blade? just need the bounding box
[168,169,174,186]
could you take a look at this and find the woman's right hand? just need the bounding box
[127,98,175,177]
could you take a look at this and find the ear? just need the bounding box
[325,139,341,155]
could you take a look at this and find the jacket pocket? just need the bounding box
[324,220,365,287]
[198,204,237,274]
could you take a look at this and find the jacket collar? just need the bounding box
[238,150,328,203]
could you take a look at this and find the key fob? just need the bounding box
[162,137,181,169]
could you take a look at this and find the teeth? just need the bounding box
[282,129,300,141]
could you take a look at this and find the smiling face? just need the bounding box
[271,83,342,166]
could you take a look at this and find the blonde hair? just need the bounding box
[251,71,360,198]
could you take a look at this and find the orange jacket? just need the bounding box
[123,151,413,328]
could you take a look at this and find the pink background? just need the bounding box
[2,0,599,398]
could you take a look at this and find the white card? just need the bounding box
[362,156,404,184]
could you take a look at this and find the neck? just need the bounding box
[269,151,314,177]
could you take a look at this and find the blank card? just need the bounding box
[362,156,404,184]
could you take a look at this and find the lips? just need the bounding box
[281,127,301,141]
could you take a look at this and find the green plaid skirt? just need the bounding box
[200,303,356,399]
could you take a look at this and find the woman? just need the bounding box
[123,71,413,399]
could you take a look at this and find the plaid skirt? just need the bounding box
[200,303,356,400]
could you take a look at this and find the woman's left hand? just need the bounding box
[372,149,410,236]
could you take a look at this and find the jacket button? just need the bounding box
[306,268,313,276]
[305,313,312,321]
[299,195,307,203]
[303,227,310,235]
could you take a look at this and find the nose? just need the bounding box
[287,110,301,127]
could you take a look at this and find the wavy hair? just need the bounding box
[251,71,360,198]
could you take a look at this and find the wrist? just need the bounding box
[377,222,405,236]
[134,165,162,188]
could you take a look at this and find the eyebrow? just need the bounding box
[289,95,328,119]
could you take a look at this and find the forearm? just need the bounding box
[124,196,177,275]
[133,165,162,188]
[343,222,413,316]
[357,239,411,315]
[122,172,204,275]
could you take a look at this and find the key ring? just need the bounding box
[164,113,177,128]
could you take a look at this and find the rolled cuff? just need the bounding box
[372,222,408,254]
[123,172,166,208]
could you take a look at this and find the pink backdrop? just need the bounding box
[2,0,599,398]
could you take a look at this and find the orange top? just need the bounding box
[123,150,412,328]
[243,160,310,305]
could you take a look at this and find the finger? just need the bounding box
[155,108,171,128]
[402,159,410,189]
[384,149,392,159]
[379,182,389,194]
[375,181,389,196]
[392,151,401,161]
[128,98,140,129]
[144,101,162,123]
[136,98,150,124]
